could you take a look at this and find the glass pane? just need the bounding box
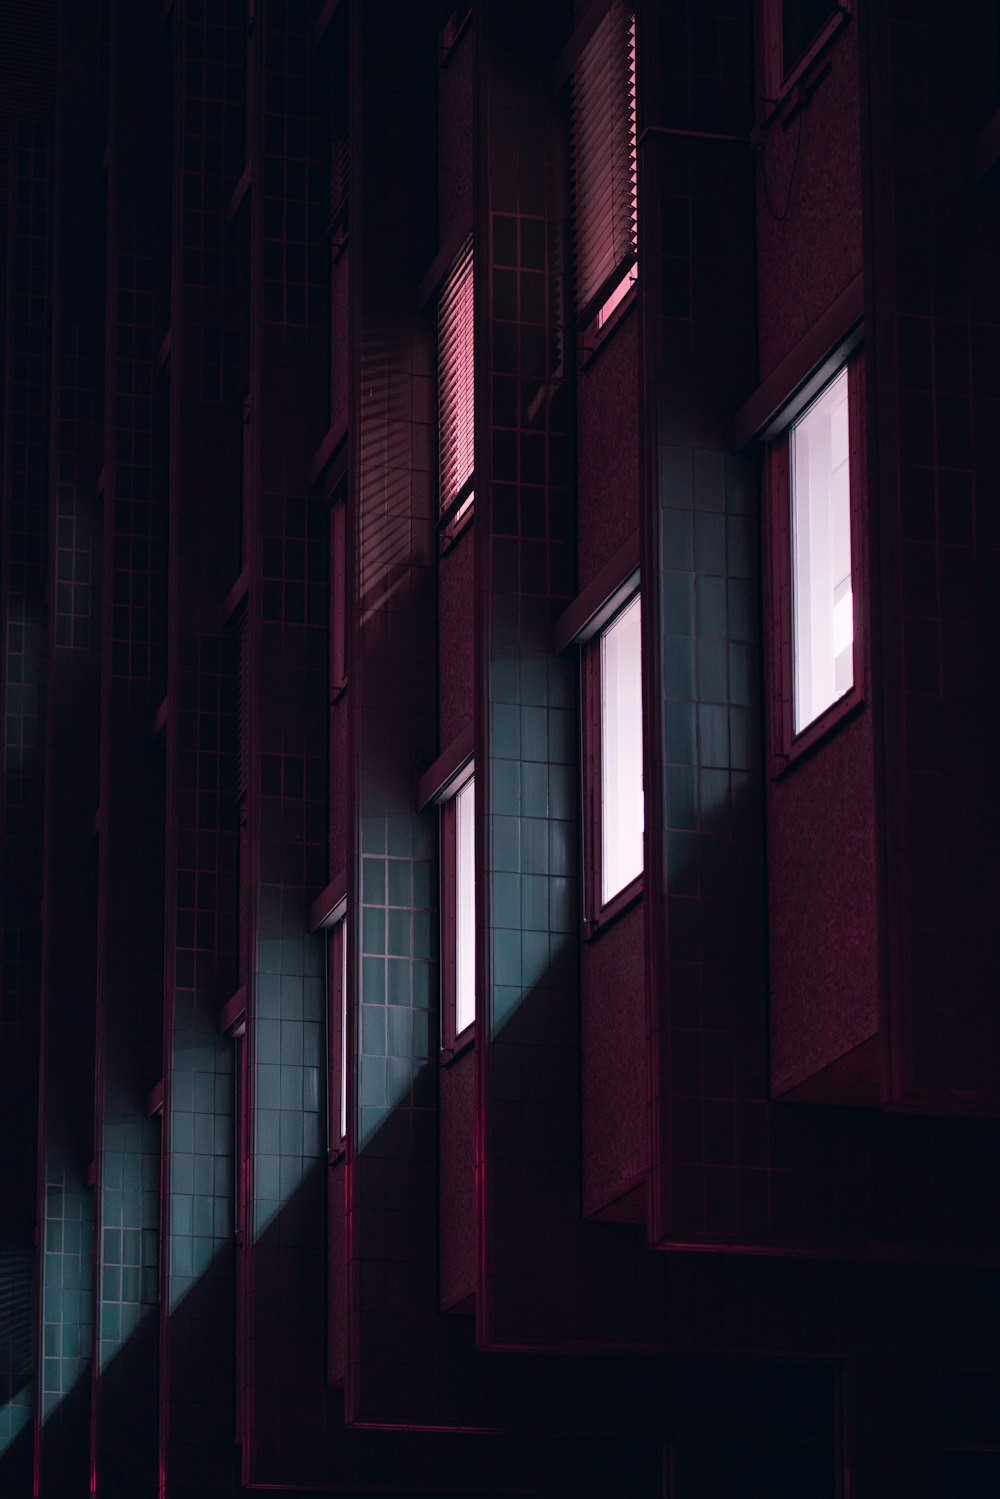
[782,0,837,77]
[601,596,644,904]
[340,919,348,1141]
[791,367,852,734]
[455,777,475,1034]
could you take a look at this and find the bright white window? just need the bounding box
[329,915,348,1146]
[454,776,475,1035]
[600,595,643,905]
[790,367,852,734]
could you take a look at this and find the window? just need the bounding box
[572,4,637,335]
[762,0,849,105]
[584,593,643,925]
[790,367,852,734]
[438,236,474,530]
[330,492,347,699]
[441,767,475,1046]
[765,355,863,764]
[328,916,348,1149]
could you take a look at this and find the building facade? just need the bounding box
[2,0,1000,1495]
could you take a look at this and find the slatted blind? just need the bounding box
[572,4,637,317]
[236,602,249,802]
[437,236,474,514]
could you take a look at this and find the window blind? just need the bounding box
[572,4,636,318]
[437,236,474,514]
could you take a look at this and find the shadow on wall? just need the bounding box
[0,1243,34,1487]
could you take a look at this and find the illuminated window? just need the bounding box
[764,351,863,764]
[438,237,474,525]
[441,768,475,1044]
[328,916,348,1147]
[572,5,637,330]
[584,593,643,924]
[790,367,852,734]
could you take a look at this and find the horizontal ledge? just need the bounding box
[311,0,342,50]
[309,867,347,932]
[553,529,640,653]
[219,985,247,1036]
[417,217,473,309]
[733,273,863,447]
[309,417,348,488]
[225,162,251,229]
[977,108,1000,178]
[417,722,474,811]
[221,569,248,625]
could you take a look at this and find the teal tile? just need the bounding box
[493,871,521,928]
[521,818,549,874]
[387,858,410,906]
[521,873,548,931]
[362,1003,386,1056]
[492,756,520,812]
[362,955,385,1001]
[697,638,727,703]
[522,760,548,815]
[364,856,386,904]
[387,907,410,956]
[363,905,385,954]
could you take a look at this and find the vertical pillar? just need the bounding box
[0,117,53,1493]
[34,3,105,1492]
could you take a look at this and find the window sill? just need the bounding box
[758,6,850,133]
[584,876,643,941]
[327,1143,346,1167]
[579,272,637,369]
[441,1025,474,1066]
[772,688,865,779]
[438,485,474,554]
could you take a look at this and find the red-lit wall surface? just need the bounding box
[5,4,1000,1499]
[576,300,646,1219]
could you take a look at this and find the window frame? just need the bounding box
[439,761,475,1054]
[766,352,865,772]
[581,587,644,935]
[330,488,348,701]
[760,0,851,120]
[327,913,348,1158]
[568,3,638,359]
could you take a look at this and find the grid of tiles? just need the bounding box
[345,0,475,1434]
[36,29,104,1482]
[0,123,52,1482]
[245,1,331,1473]
[160,6,246,1493]
[89,13,172,1489]
[263,0,326,329]
[477,3,664,1353]
[644,17,1000,1261]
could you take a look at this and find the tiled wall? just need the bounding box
[0,119,52,1492]
[243,0,330,1479]
[477,0,666,1353]
[158,3,244,1493]
[89,4,170,1491]
[34,5,106,1492]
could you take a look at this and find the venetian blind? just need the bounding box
[572,4,637,317]
[437,236,475,513]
